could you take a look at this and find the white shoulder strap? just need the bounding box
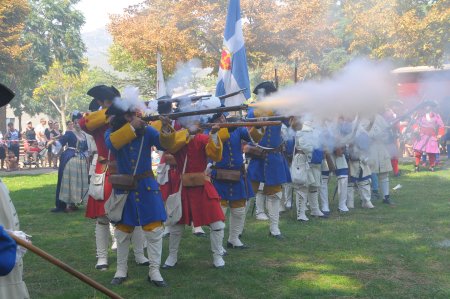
[133,137,145,176]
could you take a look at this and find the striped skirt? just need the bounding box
[59,154,89,205]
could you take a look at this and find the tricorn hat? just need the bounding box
[0,83,15,108]
[253,81,277,96]
[87,85,120,111]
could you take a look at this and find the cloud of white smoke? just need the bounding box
[262,58,396,121]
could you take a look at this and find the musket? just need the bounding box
[165,88,247,103]
[7,232,124,299]
[142,104,249,122]
[202,121,282,128]
[219,88,247,100]
[389,101,429,127]
[244,116,291,122]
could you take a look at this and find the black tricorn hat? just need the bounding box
[0,83,15,108]
[87,85,121,111]
[87,85,120,101]
[253,81,277,96]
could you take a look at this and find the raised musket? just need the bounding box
[202,121,282,128]
[388,100,430,127]
[164,88,247,103]
[244,116,291,122]
[142,104,249,122]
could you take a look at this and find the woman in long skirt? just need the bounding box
[48,112,90,212]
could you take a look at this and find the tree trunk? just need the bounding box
[60,106,66,133]
[61,92,70,133]
[18,114,22,135]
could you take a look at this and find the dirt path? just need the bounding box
[0,168,57,176]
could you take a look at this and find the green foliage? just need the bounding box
[5,0,87,123]
[24,0,86,77]
[32,63,124,128]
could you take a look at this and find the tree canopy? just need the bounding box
[109,0,449,85]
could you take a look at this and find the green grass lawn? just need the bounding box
[2,162,450,299]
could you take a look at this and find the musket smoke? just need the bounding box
[166,59,213,96]
[262,59,396,120]
[176,96,222,130]
[113,86,157,115]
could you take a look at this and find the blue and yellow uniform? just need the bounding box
[246,108,291,193]
[105,122,176,285]
[105,123,175,229]
[211,127,260,203]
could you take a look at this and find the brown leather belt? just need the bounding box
[263,144,284,154]
[134,170,154,180]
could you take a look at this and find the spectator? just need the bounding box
[49,122,62,168]
[66,120,74,132]
[35,118,48,144]
[24,140,43,167]
[6,151,19,171]
[24,121,36,144]
[0,131,6,169]
[5,123,20,162]
[45,120,54,167]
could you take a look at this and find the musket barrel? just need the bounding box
[202,121,282,128]
[244,116,290,122]
[142,104,249,122]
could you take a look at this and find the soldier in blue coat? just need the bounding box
[246,82,291,239]
[105,103,175,287]
[209,114,263,249]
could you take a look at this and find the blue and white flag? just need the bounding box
[215,0,251,106]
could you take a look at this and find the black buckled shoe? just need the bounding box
[312,214,329,219]
[269,232,284,240]
[148,276,168,287]
[95,264,108,270]
[227,242,249,249]
[111,276,127,285]
[193,232,207,238]
[383,196,394,205]
[137,261,150,266]
[161,263,177,269]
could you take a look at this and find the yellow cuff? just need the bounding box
[159,126,175,150]
[163,128,189,153]
[217,128,230,143]
[150,120,162,131]
[85,109,107,131]
[110,123,137,150]
[206,133,223,162]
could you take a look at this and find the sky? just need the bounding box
[75,0,144,33]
